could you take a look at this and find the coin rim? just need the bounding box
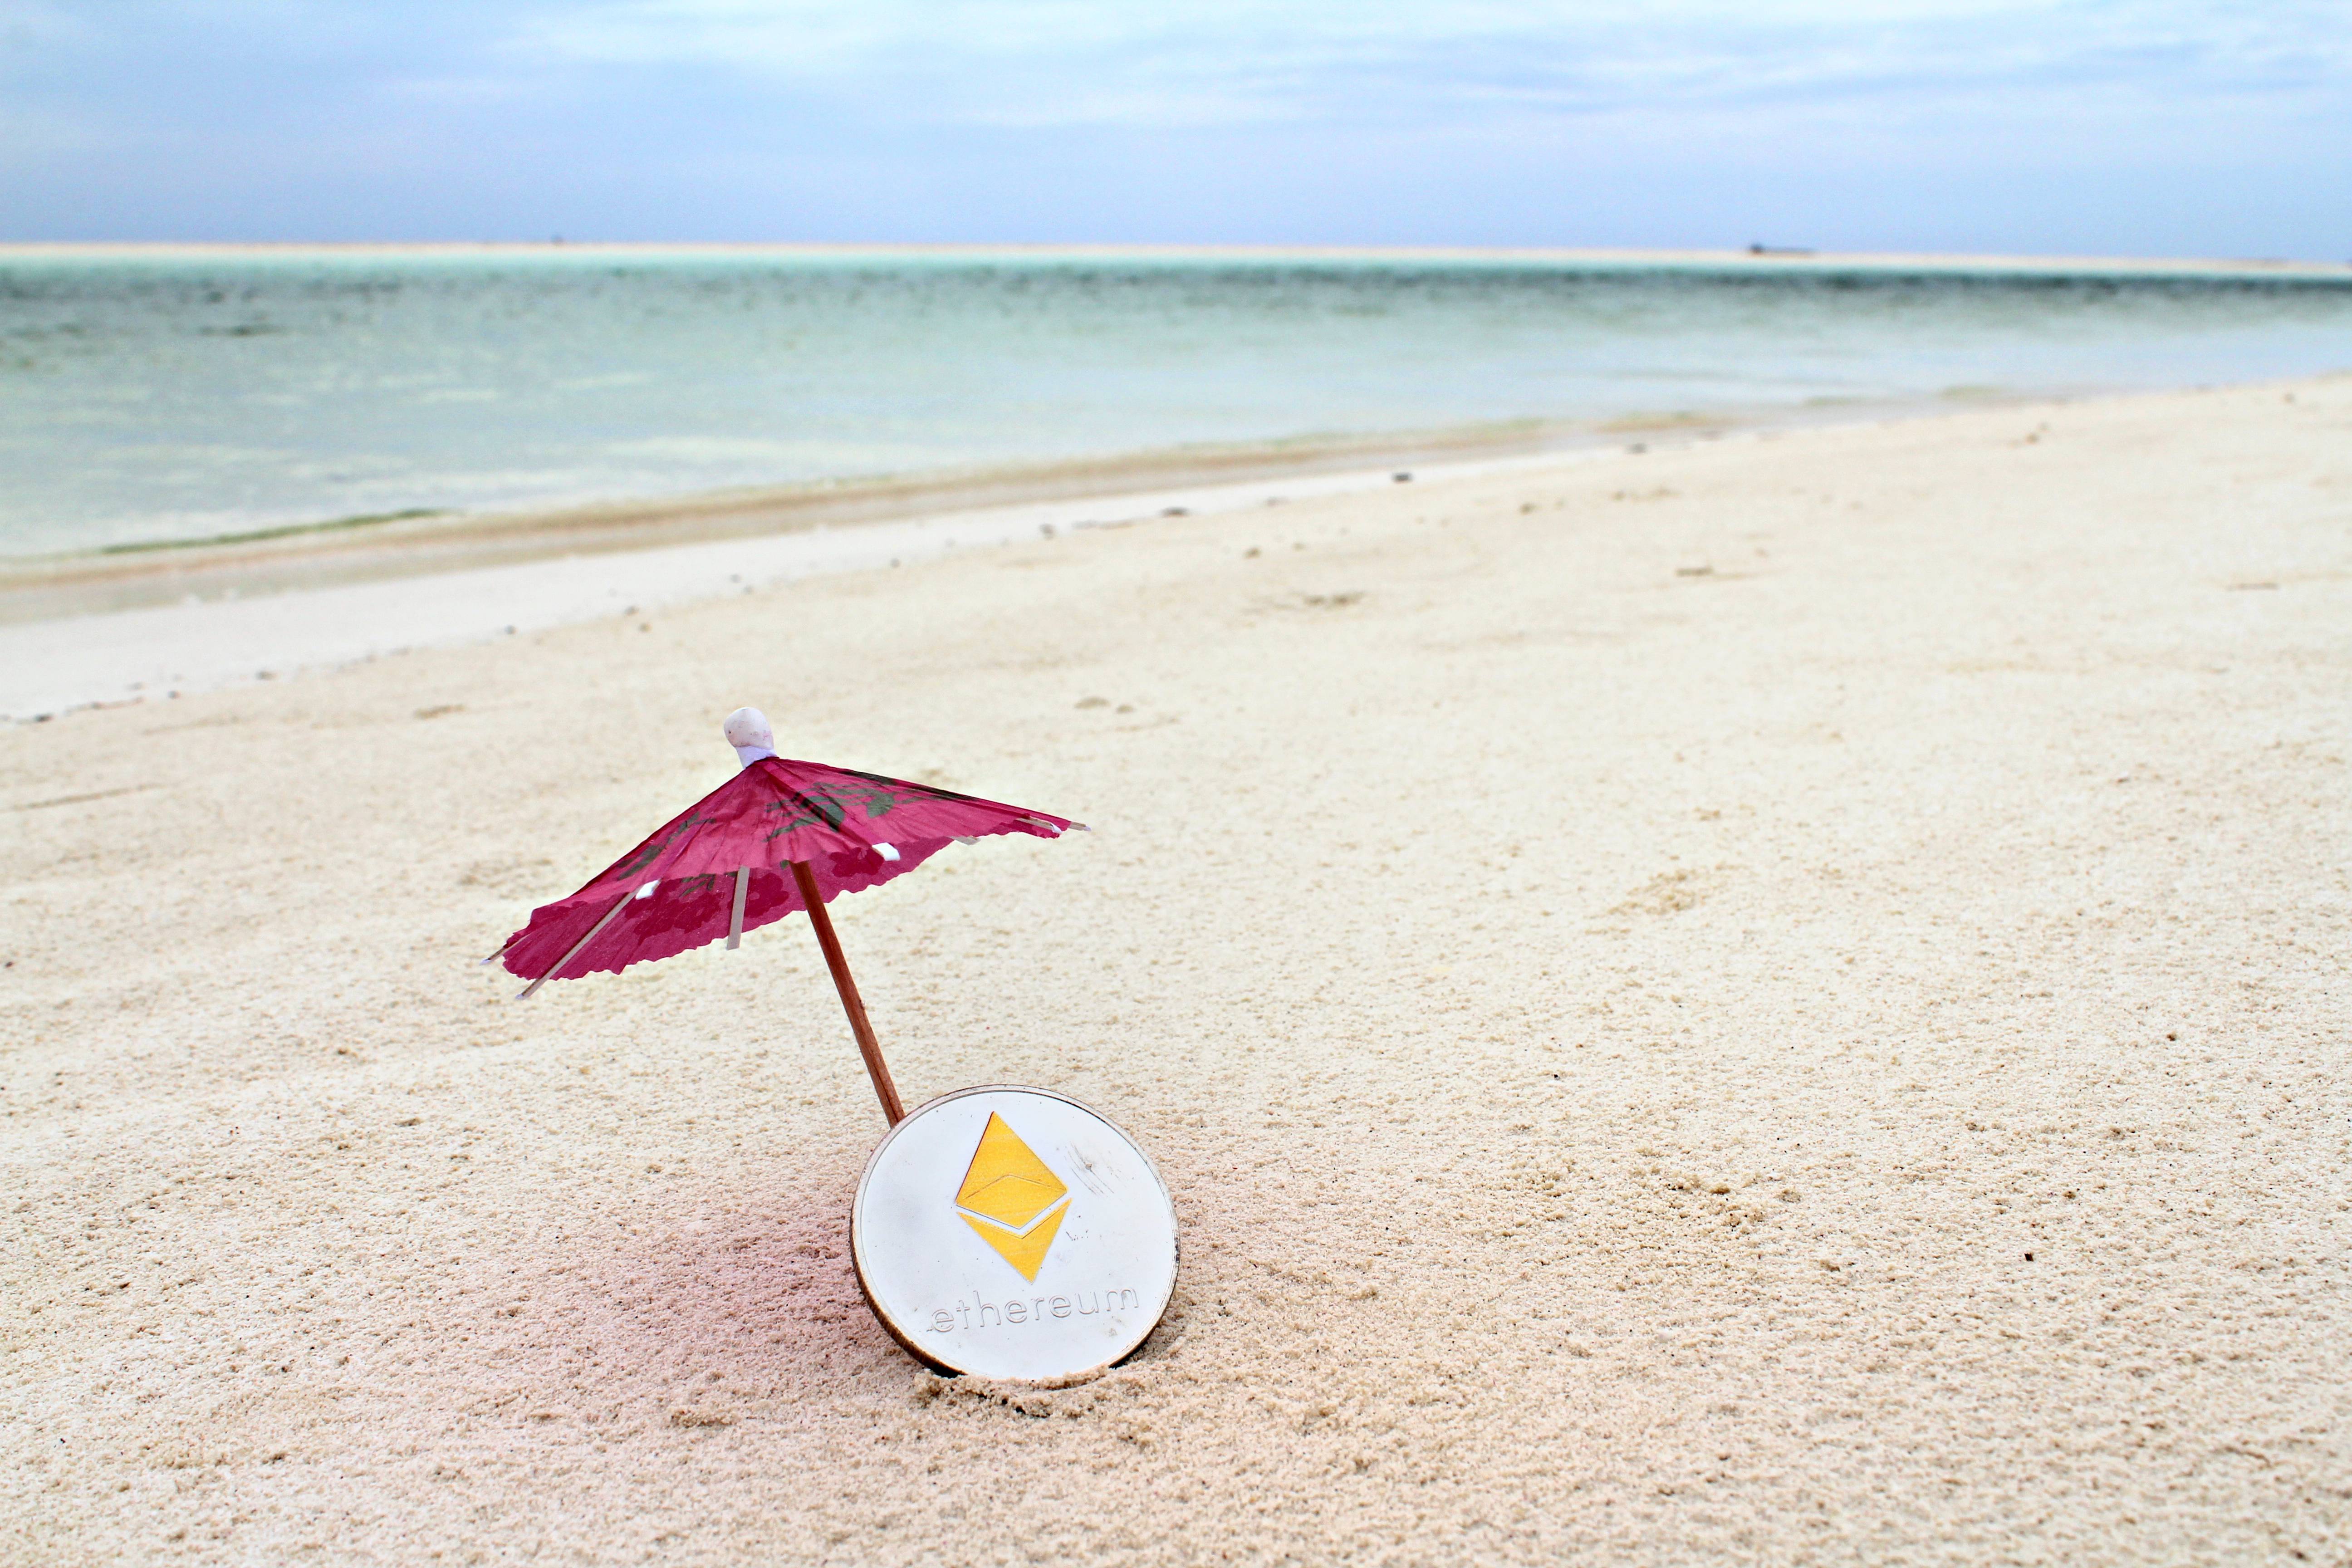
[850,1083,1179,1380]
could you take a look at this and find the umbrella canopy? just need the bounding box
[489,707,1082,1126]
[497,750,1078,992]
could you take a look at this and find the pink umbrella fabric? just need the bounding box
[498,750,1078,995]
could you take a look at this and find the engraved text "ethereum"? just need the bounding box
[929,1289,1142,1333]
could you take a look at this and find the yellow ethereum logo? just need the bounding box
[954,1113,1070,1281]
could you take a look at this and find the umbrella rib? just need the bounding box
[726,865,750,949]
[517,891,633,1000]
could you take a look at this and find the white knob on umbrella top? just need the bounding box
[724,706,777,766]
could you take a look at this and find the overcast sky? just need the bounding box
[3,0,2344,256]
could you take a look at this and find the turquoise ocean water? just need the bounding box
[5,248,2351,558]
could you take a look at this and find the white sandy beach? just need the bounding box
[3,378,2347,1563]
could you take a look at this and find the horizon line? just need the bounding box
[2,240,2347,278]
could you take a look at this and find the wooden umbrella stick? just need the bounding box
[789,860,905,1126]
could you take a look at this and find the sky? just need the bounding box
[2,0,2345,257]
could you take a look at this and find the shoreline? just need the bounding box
[3,374,2333,724]
[0,416,1624,621]
[0,394,1963,626]
[0,437,1632,722]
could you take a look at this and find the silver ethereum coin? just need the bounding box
[852,1085,1178,1382]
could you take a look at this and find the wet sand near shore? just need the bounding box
[0,423,1555,623]
[2,377,2347,1563]
[0,410,1770,627]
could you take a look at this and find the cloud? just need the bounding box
[500,0,2351,129]
[0,0,2343,250]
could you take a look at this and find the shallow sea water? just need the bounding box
[4,249,2350,555]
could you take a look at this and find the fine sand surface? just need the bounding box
[4,378,2348,1564]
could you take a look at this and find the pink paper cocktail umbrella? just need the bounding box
[490,707,1082,1123]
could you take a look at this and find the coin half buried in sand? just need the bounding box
[852,1086,1178,1382]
